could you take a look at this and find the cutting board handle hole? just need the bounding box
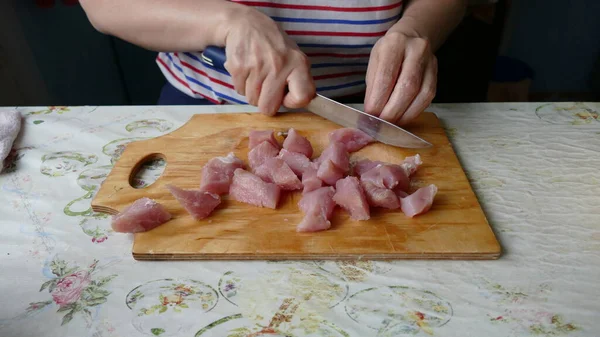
[129,153,167,189]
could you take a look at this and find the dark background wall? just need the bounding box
[0,0,598,106]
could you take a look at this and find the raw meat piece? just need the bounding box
[254,157,303,191]
[328,128,374,152]
[333,177,370,220]
[297,186,336,232]
[401,184,438,217]
[394,188,409,199]
[360,181,400,209]
[278,149,312,176]
[282,128,313,157]
[360,163,410,192]
[401,154,423,176]
[229,168,281,209]
[352,159,384,176]
[301,165,323,193]
[317,159,345,186]
[248,141,280,169]
[166,184,221,220]
[200,152,244,195]
[314,141,349,172]
[111,197,171,233]
[249,130,280,150]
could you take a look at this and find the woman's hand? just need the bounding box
[364,29,437,126]
[224,7,315,116]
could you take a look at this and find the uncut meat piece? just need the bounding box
[359,163,410,192]
[314,141,349,172]
[328,128,374,152]
[297,186,336,232]
[254,157,303,191]
[200,152,244,195]
[248,141,280,170]
[317,159,345,186]
[360,181,401,209]
[278,149,312,176]
[111,197,171,233]
[282,128,313,158]
[166,184,221,220]
[248,130,280,150]
[229,168,281,209]
[400,184,438,218]
[333,177,370,220]
[301,164,323,193]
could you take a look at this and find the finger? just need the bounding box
[396,56,437,126]
[257,74,286,116]
[224,60,249,97]
[283,67,315,108]
[364,40,405,117]
[378,42,428,123]
[244,70,264,106]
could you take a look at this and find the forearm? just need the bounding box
[80,0,248,52]
[389,0,467,50]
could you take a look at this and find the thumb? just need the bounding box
[283,69,315,108]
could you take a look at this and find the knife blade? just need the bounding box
[200,46,432,148]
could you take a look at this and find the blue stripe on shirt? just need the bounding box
[166,54,246,104]
[271,14,400,25]
[183,52,232,76]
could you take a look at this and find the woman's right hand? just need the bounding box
[223,7,315,116]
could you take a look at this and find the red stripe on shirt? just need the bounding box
[157,56,221,104]
[313,71,366,81]
[231,1,402,12]
[286,30,387,37]
[175,54,236,90]
[306,52,371,58]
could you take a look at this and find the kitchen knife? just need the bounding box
[199,46,432,148]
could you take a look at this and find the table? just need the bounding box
[1,103,598,337]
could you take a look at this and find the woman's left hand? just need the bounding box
[364,29,438,126]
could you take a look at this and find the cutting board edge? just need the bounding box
[132,251,501,261]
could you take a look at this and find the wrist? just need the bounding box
[215,3,254,46]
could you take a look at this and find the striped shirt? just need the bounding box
[156,0,404,104]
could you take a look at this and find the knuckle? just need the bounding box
[400,76,421,95]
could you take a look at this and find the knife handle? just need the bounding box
[201,46,229,73]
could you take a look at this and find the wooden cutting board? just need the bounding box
[92,111,501,260]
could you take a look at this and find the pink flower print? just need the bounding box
[51,271,91,307]
[92,236,108,243]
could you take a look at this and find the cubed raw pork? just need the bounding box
[333,177,370,220]
[314,141,349,172]
[111,197,171,233]
[282,128,313,158]
[297,186,336,232]
[401,184,438,217]
[278,149,312,176]
[301,164,323,193]
[249,130,280,150]
[254,157,303,191]
[200,152,244,195]
[248,141,280,169]
[166,184,221,220]
[401,154,423,177]
[360,181,400,209]
[317,159,345,186]
[360,163,410,192]
[229,168,281,209]
[328,128,374,152]
[352,159,384,176]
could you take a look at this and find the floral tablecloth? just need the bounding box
[1,103,599,337]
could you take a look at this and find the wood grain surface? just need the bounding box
[91,111,501,260]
